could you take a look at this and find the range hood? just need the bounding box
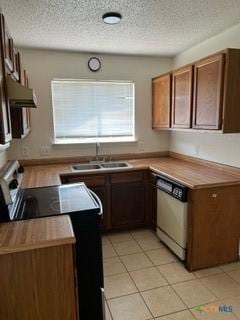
[6,75,37,108]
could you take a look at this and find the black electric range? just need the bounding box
[0,161,105,320]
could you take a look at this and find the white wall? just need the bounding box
[170,22,240,167]
[8,49,172,160]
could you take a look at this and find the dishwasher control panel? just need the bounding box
[156,175,188,202]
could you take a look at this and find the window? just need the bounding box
[51,79,135,144]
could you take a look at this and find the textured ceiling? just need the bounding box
[1,0,240,56]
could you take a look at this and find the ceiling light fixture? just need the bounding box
[102,12,122,25]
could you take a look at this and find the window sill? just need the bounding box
[53,137,137,145]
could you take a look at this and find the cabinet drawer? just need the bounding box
[62,174,106,187]
[110,171,144,184]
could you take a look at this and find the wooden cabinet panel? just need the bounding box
[222,49,240,133]
[110,171,144,183]
[12,47,20,81]
[1,15,13,73]
[172,66,193,128]
[0,244,77,320]
[63,174,106,187]
[152,74,171,129]
[10,62,31,138]
[0,15,11,144]
[193,54,224,130]
[111,181,145,229]
[187,186,240,271]
[61,170,148,231]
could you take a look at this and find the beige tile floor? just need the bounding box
[103,229,240,320]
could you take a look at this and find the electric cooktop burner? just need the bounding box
[16,183,100,220]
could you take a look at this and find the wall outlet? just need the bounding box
[40,146,50,156]
[139,141,145,151]
[22,146,29,158]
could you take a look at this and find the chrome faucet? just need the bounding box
[96,141,100,162]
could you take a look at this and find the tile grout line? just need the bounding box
[105,230,192,319]
[107,232,156,319]
[103,231,240,319]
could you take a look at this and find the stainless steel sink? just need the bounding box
[72,164,102,171]
[71,162,131,172]
[101,162,129,169]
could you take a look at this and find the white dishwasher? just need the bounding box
[156,175,188,260]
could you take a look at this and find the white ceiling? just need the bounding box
[1,0,240,56]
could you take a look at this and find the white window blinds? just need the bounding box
[51,80,135,143]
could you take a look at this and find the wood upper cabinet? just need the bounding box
[0,15,13,73]
[0,14,12,144]
[10,59,31,139]
[192,54,224,130]
[172,66,193,128]
[12,48,20,81]
[152,73,171,128]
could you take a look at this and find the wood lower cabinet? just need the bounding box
[193,54,224,130]
[111,181,145,229]
[152,73,171,129]
[172,65,193,128]
[187,185,240,271]
[61,170,148,232]
[0,244,77,320]
[61,174,109,231]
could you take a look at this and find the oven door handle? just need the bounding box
[88,189,103,216]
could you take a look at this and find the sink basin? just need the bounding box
[72,164,101,171]
[101,162,129,169]
[71,162,131,172]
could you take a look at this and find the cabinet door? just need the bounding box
[0,15,12,144]
[11,64,31,138]
[187,186,240,271]
[22,71,31,135]
[192,54,224,130]
[152,74,171,129]
[1,15,13,73]
[172,66,193,128]
[12,48,20,81]
[111,181,145,229]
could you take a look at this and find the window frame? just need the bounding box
[51,79,136,144]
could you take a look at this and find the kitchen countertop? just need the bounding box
[21,156,240,189]
[0,215,75,255]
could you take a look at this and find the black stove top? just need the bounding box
[15,183,100,220]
